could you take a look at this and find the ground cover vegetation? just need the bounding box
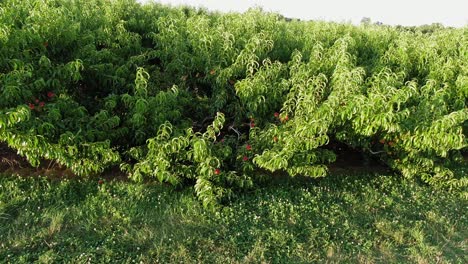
[0,0,467,208]
[0,170,467,263]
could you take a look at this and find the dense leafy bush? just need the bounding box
[0,0,466,206]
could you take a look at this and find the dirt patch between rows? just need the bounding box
[0,142,393,181]
[0,143,128,181]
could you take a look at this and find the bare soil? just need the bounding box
[0,141,393,182]
[0,143,128,181]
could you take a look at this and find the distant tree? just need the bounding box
[419,23,445,34]
[395,23,446,34]
[277,14,297,22]
[360,17,371,25]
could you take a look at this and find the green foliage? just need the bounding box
[0,0,466,206]
[0,172,466,262]
[124,112,254,208]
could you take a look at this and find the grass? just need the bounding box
[0,168,467,263]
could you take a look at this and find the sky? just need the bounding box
[137,0,468,27]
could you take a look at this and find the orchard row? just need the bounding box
[0,0,466,206]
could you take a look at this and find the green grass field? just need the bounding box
[1,168,466,263]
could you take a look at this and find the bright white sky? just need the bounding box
[137,0,468,27]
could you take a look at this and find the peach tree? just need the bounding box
[0,0,466,207]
